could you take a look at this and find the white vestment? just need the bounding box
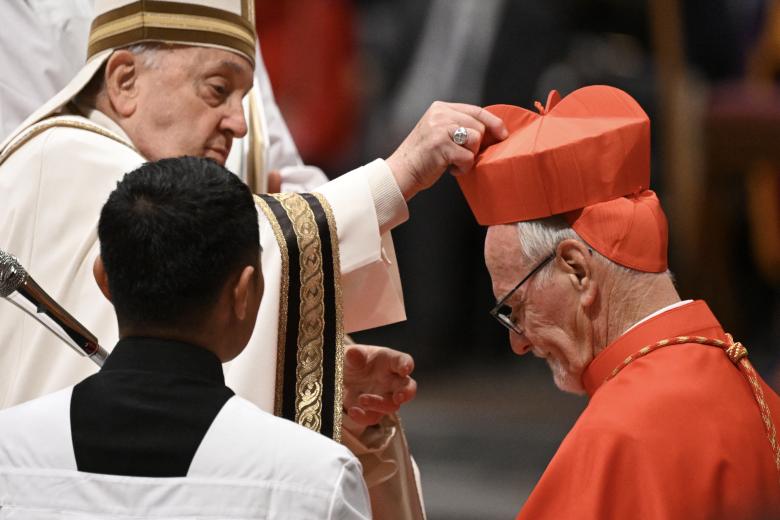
[0,108,406,409]
[0,111,425,519]
[0,388,371,519]
[0,0,316,195]
[0,5,424,517]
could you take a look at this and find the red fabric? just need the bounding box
[563,190,669,273]
[518,301,780,519]
[458,85,650,226]
[255,0,358,167]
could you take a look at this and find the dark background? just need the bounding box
[257,1,779,517]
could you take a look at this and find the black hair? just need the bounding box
[98,156,259,328]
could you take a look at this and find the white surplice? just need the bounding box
[0,388,371,519]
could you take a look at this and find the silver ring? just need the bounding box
[452,126,468,146]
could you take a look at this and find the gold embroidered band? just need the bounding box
[254,193,344,442]
[0,117,136,167]
[88,1,256,65]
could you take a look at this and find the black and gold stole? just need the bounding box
[254,193,344,442]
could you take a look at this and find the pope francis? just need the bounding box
[0,1,507,518]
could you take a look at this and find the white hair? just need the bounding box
[123,42,168,69]
[515,215,672,285]
[77,42,170,106]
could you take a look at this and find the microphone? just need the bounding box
[0,250,108,366]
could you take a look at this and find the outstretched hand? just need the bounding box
[342,344,417,427]
[386,101,508,200]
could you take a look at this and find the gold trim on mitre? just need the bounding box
[88,0,257,66]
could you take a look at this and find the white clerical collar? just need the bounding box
[623,300,694,334]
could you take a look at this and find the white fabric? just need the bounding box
[0,2,317,189]
[623,300,694,334]
[0,389,371,519]
[0,114,405,410]
[0,5,418,514]
[0,0,92,142]
[0,2,409,258]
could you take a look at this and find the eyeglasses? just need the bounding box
[489,252,555,336]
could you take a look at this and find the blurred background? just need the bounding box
[2,0,779,518]
[256,0,780,517]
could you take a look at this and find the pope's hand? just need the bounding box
[386,101,508,200]
[342,344,417,427]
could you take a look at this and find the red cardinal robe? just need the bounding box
[517,300,780,519]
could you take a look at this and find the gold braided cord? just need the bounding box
[253,194,289,417]
[605,334,780,484]
[312,192,344,443]
[279,193,325,433]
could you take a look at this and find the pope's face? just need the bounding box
[484,225,591,394]
[129,46,253,165]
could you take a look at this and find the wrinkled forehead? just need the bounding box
[148,44,252,72]
[485,225,526,290]
[132,45,254,92]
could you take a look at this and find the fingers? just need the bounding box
[385,100,508,199]
[344,344,368,371]
[448,141,477,176]
[444,112,486,146]
[397,376,417,403]
[357,374,416,408]
[443,103,509,154]
[447,102,508,141]
[391,350,415,377]
[439,103,507,173]
[358,394,400,414]
[352,344,414,376]
[342,346,417,427]
[448,124,482,156]
[346,406,384,427]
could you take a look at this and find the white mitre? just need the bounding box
[0,0,257,153]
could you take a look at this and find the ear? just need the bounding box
[92,255,112,302]
[232,265,256,321]
[104,50,140,117]
[556,239,598,308]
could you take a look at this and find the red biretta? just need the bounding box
[459,85,780,519]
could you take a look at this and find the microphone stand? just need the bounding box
[0,251,108,367]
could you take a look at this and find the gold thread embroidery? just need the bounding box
[604,334,780,485]
[89,12,255,49]
[0,117,136,167]
[253,194,289,417]
[278,194,325,433]
[312,192,344,443]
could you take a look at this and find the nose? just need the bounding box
[222,98,248,138]
[510,332,532,356]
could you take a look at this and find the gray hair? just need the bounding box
[76,43,169,106]
[122,42,167,69]
[515,215,672,285]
